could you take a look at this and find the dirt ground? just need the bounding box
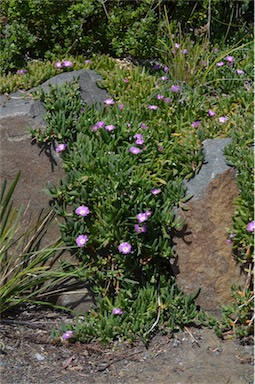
[0,306,254,384]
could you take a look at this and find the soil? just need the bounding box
[0,306,253,384]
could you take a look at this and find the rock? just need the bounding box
[0,70,109,312]
[174,138,244,314]
[54,288,96,315]
[0,69,109,231]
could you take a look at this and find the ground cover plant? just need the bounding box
[0,6,253,344]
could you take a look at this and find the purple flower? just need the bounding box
[137,211,151,224]
[76,234,89,247]
[170,85,180,93]
[191,121,201,128]
[236,69,244,75]
[84,60,91,64]
[75,205,90,217]
[118,103,124,110]
[118,242,132,254]
[134,133,144,145]
[213,48,218,53]
[246,220,255,232]
[208,109,216,117]
[104,98,115,106]
[157,94,164,100]
[182,49,188,55]
[54,62,62,69]
[174,43,180,49]
[17,69,27,75]
[172,49,176,55]
[225,55,234,64]
[123,78,129,83]
[55,143,67,152]
[134,224,147,234]
[158,146,164,152]
[105,124,116,132]
[147,105,158,110]
[151,188,161,195]
[163,66,169,72]
[216,61,224,67]
[62,60,73,68]
[62,330,73,340]
[218,116,228,124]
[96,121,106,129]
[141,123,148,129]
[129,146,141,155]
[164,97,172,103]
[137,213,148,223]
[227,233,235,244]
[152,64,161,70]
[160,76,168,81]
[112,308,123,315]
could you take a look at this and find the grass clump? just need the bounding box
[0,173,84,314]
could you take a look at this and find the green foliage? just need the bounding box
[0,173,81,314]
[1,0,252,75]
[55,281,201,344]
[224,113,254,265]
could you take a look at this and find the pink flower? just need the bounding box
[213,48,218,53]
[163,66,169,72]
[141,123,148,129]
[137,211,151,223]
[55,143,67,152]
[225,55,234,64]
[104,98,115,105]
[151,188,161,195]
[54,62,62,69]
[174,43,180,49]
[164,97,172,103]
[17,69,27,75]
[76,234,89,247]
[236,69,244,75]
[170,85,180,93]
[123,78,129,83]
[216,61,224,67]
[134,224,148,233]
[75,205,90,217]
[118,242,131,254]
[157,94,164,100]
[62,60,73,68]
[84,60,91,64]
[147,105,158,110]
[112,308,123,315]
[192,121,201,128]
[96,121,106,128]
[130,146,141,155]
[246,221,255,232]
[160,76,168,81]
[218,116,228,124]
[134,133,144,145]
[105,124,116,132]
[208,109,216,117]
[118,103,124,110]
[62,330,73,340]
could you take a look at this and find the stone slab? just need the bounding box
[175,138,244,314]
